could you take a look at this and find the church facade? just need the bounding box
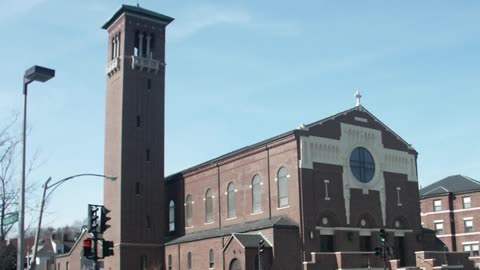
[53,4,475,270]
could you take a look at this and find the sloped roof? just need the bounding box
[102,4,174,30]
[166,105,414,180]
[56,229,88,258]
[232,233,272,248]
[420,175,480,198]
[165,216,297,246]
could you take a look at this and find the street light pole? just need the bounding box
[19,66,55,270]
[30,174,116,270]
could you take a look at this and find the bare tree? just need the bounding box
[0,114,38,241]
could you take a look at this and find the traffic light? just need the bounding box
[100,206,111,233]
[101,240,114,258]
[83,238,94,259]
[88,204,100,233]
[258,239,265,253]
[379,229,387,243]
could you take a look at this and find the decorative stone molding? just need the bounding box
[131,55,162,73]
[299,123,417,226]
[106,57,121,76]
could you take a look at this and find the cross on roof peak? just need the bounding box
[355,90,362,107]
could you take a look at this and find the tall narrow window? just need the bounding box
[465,219,474,233]
[187,252,192,270]
[209,249,214,268]
[278,167,289,207]
[205,189,213,223]
[168,254,172,270]
[169,200,175,231]
[146,149,151,162]
[146,215,150,229]
[186,195,193,227]
[252,175,262,213]
[136,182,140,195]
[433,200,442,212]
[463,197,472,209]
[136,115,141,127]
[147,79,152,90]
[227,183,236,219]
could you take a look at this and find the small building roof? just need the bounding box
[165,216,297,246]
[420,175,480,198]
[232,233,272,249]
[102,4,174,30]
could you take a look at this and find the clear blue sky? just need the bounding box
[1,0,479,229]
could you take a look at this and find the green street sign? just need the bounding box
[3,212,18,226]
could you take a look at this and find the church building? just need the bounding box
[55,4,476,270]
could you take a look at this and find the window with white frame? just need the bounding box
[465,219,474,233]
[463,244,479,257]
[463,197,472,209]
[169,200,175,231]
[252,175,262,213]
[205,189,213,223]
[278,167,289,208]
[186,195,193,227]
[433,200,442,212]
[435,222,444,235]
[227,183,236,218]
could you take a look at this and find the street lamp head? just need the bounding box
[24,65,55,83]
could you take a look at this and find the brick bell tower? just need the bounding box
[102,5,173,270]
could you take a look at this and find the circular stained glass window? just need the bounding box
[350,147,375,183]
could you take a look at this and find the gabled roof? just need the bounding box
[165,216,297,246]
[102,4,174,30]
[232,233,272,249]
[165,105,414,180]
[420,175,480,198]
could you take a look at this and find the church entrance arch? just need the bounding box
[229,258,242,270]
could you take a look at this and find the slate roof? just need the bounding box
[165,216,297,246]
[420,175,480,198]
[102,4,174,30]
[231,234,272,248]
[165,105,415,181]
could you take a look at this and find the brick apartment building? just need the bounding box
[55,4,475,270]
[420,175,480,268]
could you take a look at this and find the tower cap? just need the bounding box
[102,4,174,30]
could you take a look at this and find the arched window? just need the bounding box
[209,249,214,268]
[227,183,236,218]
[187,252,192,270]
[278,167,289,207]
[205,189,213,223]
[169,200,175,231]
[186,195,193,227]
[252,175,262,213]
[168,254,172,270]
